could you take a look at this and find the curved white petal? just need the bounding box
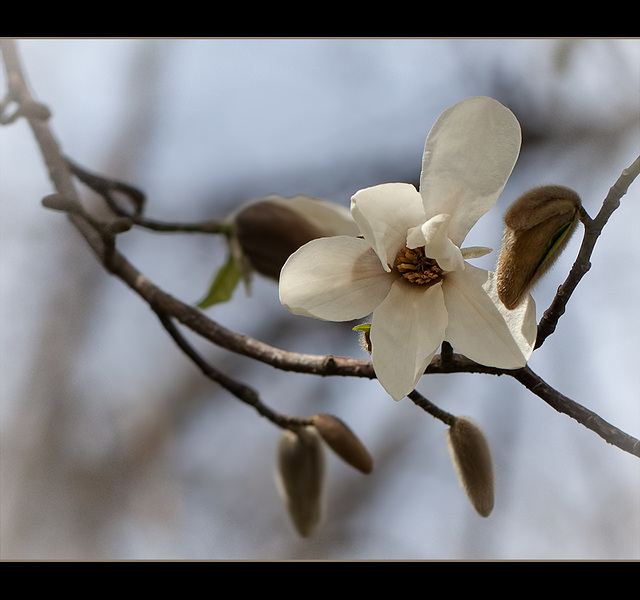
[351,183,426,271]
[443,263,536,368]
[461,246,493,259]
[420,96,521,246]
[407,214,465,272]
[279,236,393,321]
[370,280,447,400]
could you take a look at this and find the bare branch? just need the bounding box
[66,157,233,235]
[2,38,638,459]
[154,311,311,431]
[511,366,640,457]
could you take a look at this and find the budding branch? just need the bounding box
[2,39,638,458]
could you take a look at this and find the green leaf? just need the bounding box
[536,221,574,272]
[197,253,242,308]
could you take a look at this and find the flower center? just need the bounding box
[395,246,444,285]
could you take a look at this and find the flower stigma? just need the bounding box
[395,246,444,286]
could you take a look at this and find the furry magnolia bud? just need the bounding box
[198,195,357,308]
[234,195,359,281]
[446,416,495,517]
[275,426,326,537]
[497,185,581,309]
[312,413,373,474]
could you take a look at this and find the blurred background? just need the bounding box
[1,38,638,560]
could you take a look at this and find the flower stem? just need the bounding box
[408,389,456,427]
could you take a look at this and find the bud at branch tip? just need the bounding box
[446,416,495,517]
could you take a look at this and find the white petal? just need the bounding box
[279,236,393,321]
[407,214,465,272]
[351,183,426,271]
[420,96,521,246]
[443,263,536,368]
[370,279,447,401]
[461,246,493,259]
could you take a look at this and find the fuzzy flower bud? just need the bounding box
[497,185,582,309]
[41,193,79,213]
[446,416,495,517]
[233,194,359,281]
[275,426,326,537]
[198,195,359,308]
[312,413,374,474]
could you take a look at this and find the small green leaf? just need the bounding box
[352,323,371,333]
[536,221,574,272]
[197,253,242,308]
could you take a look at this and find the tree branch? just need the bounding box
[153,311,311,430]
[66,156,233,236]
[511,366,640,457]
[2,38,638,459]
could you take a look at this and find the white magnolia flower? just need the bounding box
[279,97,537,401]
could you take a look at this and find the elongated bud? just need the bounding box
[41,193,79,213]
[312,413,373,474]
[497,185,581,309]
[234,195,359,281]
[275,426,326,537]
[199,195,358,308]
[446,416,495,517]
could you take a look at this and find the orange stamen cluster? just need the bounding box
[395,246,444,285]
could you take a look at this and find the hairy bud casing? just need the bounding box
[446,416,495,517]
[497,185,581,309]
[234,195,359,281]
[198,195,358,308]
[275,426,326,537]
[313,413,374,474]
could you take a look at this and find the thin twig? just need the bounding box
[67,156,233,235]
[511,366,640,457]
[154,311,310,430]
[408,389,456,427]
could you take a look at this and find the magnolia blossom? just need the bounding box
[279,97,537,401]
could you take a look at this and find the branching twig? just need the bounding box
[154,311,311,430]
[2,38,638,459]
[66,157,233,236]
